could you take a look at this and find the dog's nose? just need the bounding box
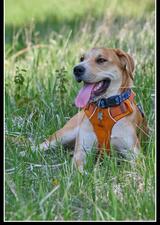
[73,65,85,77]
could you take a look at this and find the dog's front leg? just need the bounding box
[38,111,85,151]
[111,118,141,162]
[73,117,97,173]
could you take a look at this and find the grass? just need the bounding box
[5,0,155,221]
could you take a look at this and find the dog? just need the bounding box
[37,48,148,172]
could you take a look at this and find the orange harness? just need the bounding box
[84,91,136,155]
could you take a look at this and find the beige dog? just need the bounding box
[37,48,148,172]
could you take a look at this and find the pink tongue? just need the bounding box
[75,83,95,108]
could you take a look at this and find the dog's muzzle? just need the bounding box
[73,65,85,82]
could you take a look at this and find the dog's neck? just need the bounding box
[104,85,122,98]
[103,76,133,98]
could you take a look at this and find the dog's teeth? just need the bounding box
[94,82,103,91]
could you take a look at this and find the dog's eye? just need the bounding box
[96,58,107,64]
[80,55,85,62]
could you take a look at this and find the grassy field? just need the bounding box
[5,0,155,221]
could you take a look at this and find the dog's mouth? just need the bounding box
[92,78,111,96]
[75,78,111,108]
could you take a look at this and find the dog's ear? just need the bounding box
[114,49,134,80]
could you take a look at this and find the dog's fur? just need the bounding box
[37,48,148,172]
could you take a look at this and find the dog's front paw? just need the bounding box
[30,141,49,152]
[39,141,50,151]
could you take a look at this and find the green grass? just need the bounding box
[5,0,155,221]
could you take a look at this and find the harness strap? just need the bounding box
[84,91,136,155]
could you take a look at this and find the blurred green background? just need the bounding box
[5,0,154,54]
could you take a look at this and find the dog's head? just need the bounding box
[73,48,135,108]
